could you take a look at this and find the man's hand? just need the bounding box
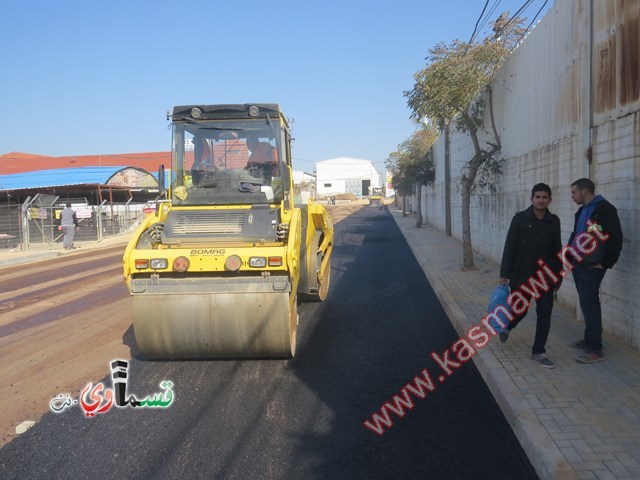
[499,278,509,285]
[57,226,62,231]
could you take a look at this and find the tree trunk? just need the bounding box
[461,177,475,269]
[415,184,423,228]
[460,113,482,270]
[402,195,408,217]
[458,90,502,271]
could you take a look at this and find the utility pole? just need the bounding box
[444,122,452,236]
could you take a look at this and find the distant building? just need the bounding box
[315,157,381,197]
[292,170,316,185]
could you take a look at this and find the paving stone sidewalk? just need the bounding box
[391,209,640,480]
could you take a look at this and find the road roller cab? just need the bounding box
[123,104,333,359]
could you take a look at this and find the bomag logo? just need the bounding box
[190,249,226,256]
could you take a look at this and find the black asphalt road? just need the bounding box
[0,206,538,480]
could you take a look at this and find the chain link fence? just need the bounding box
[0,195,149,251]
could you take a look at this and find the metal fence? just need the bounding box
[0,196,148,251]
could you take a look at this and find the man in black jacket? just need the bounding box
[499,183,563,368]
[568,178,623,364]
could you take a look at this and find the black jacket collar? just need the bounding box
[523,205,555,223]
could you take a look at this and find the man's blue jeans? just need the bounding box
[572,264,606,353]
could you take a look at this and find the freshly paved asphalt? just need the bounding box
[0,206,538,479]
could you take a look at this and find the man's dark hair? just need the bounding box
[571,178,595,193]
[65,202,71,208]
[531,183,552,198]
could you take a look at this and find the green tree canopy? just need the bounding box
[386,125,438,194]
[405,23,525,128]
[403,19,526,268]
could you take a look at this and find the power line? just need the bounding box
[523,0,550,33]
[497,0,535,36]
[469,0,543,50]
[475,0,502,43]
[509,0,550,53]
[468,0,490,45]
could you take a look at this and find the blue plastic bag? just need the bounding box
[487,285,513,333]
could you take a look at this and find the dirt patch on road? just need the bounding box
[324,201,367,224]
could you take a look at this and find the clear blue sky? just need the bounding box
[0,0,552,174]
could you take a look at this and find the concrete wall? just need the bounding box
[420,0,640,349]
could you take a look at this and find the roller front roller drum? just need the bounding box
[132,291,296,359]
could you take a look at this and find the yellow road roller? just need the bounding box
[369,187,383,206]
[123,104,333,359]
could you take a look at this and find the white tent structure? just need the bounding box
[315,157,381,197]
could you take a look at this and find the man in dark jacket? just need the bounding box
[568,178,623,364]
[499,183,563,368]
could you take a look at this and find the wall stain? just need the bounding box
[595,37,616,114]
[594,0,640,115]
[619,10,640,106]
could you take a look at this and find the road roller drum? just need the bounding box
[132,291,295,359]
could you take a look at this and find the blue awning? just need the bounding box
[0,166,162,191]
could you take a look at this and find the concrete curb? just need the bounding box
[0,251,60,267]
[392,213,578,480]
[0,235,130,268]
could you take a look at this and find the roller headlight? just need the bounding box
[150,258,168,270]
[249,257,267,268]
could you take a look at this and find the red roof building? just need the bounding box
[0,151,170,175]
